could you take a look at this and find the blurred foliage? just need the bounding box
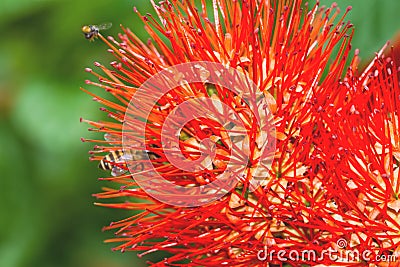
[317,0,400,63]
[0,1,399,267]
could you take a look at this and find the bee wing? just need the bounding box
[104,133,121,144]
[111,166,127,177]
[97,22,112,30]
[120,152,134,161]
[111,163,143,177]
[121,150,147,173]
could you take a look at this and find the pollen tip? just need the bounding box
[346,6,352,11]
[80,137,86,142]
[79,117,83,122]
[85,67,92,72]
[94,61,101,67]
[100,107,107,111]
[133,6,138,12]
[85,80,91,84]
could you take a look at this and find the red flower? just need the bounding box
[82,0,400,266]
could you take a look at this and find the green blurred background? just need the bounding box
[0,1,399,267]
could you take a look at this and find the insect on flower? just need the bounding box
[81,22,112,41]
[98,133,159,176]
[98,149,133,176]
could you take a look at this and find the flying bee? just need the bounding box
[82,22,112,41]
[98,149,135,176]
[98,133,159,176]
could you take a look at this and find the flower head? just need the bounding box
[82,0,400,265]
